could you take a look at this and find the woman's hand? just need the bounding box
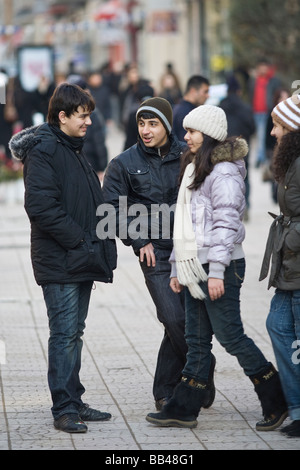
[170,277,183,294]
[208,278,224,301]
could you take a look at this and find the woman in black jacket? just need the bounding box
[260,93,300,438]
[9,83,117,433]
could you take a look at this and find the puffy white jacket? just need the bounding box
[171,138,248,279]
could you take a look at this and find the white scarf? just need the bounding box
[173,162,207,299]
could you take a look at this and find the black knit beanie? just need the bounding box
[136,97,173,134]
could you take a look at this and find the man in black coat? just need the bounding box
[9,84,117,433]
[219,75,256,219]
[102,97,216,411]
[172,75,210,141]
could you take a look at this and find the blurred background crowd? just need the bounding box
[0,0,299,198]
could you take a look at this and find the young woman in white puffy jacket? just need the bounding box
[146,104,287,432]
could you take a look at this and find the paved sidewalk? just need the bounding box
[0,126,300,451]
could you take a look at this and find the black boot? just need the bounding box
[250,363,288,431]
[281,420,300,437]
[202,353,216,408]
[146,377,208,428]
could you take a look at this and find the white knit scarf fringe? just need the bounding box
[173,162,207,299]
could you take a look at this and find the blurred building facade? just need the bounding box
[0,0,232,86]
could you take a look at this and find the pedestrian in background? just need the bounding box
[249,59,281,167]
[87,70,112,129]
[123,83,154,150]
[219,74,256,220]
[146,104,287,431]
[159,63,183,107]
[263,88,289,203]
[102,97,216,411]
[172,75,210,141]
[259,93,300,438]
[67,74,108,183]
[9,83,117,434]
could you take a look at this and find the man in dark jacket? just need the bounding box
[102,97,215,411]
[172,75,210,141]
[9,83,117,433]
[219,75,256,219]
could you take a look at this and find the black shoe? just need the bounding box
[281,420,300,437]
[146,411,197,428]
[155,397,170,411]
[202,353,216,409]
[54,413,87,433]
[256,410,288,431]
[79,403,111,421]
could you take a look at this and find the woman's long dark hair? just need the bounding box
[179,134,218,189]
[272,129,300,183]
[179,134,237,190]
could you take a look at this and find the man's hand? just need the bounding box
[170,277,183,294]
[139,243,156,267]
[208,278,224,301]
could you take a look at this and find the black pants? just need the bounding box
[139,248,187,400]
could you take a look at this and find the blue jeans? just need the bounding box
[266,289,300,420]
[183,259,269,381]
[42,281,93,419]
[140,248,187,400]
[254,112,268,165]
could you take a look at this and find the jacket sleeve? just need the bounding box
[102,157,151,251]
[24,149,84,249]
[207,170,245,278]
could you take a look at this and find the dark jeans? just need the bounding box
[183,259,269,381]
[140,248,187,400]
[42,281,93,419]
[267,289,300,420]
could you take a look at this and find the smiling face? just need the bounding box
[270,119,289,145]
[137,116,168,148]
[184,128,204,153]
[59,106,92,138]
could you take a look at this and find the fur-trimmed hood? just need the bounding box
[9,124,52,163]
[211,137,248,165]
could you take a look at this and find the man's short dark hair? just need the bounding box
[47,83,95,126]
[185,75,209,93]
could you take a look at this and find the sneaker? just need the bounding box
[256,410,288,431]
[54,413,87,433]
[281,420,300,437]
[79,403,111,421]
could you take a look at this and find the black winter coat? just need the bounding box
[102,134,186,253]
[219,94,256,143]
[9,123,117,285]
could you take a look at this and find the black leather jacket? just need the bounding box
[102,134,186,253]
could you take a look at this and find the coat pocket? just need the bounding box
[285,223,300,252]
[127,166,151,193]
[66,234,116,277]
